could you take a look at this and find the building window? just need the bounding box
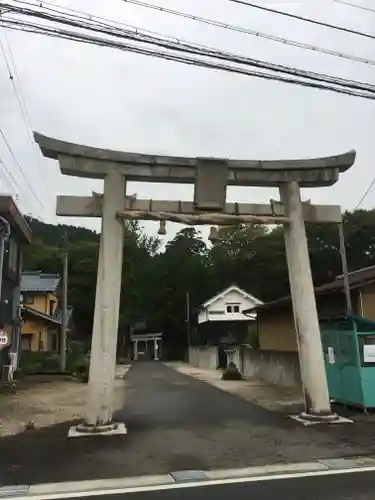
[8,238,18,273]
[226,304,240,313]
[49,300,55,316]
[21,334,32,351]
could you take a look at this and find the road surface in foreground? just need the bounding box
[2,363,375,485]
[12,469,375,500]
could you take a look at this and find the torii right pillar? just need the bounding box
[280,181,335,422]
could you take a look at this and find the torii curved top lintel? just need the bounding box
[34,132,356,187]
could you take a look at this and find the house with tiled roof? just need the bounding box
[20,271,73,352]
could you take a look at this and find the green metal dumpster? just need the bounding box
[320,314,375,410]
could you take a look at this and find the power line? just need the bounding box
[0,125,44,212]
[352,177,375,211]
[8,1,375,96]
[0,24,53,212]
[120,0,375,66]
[3,16,375,101]
[0,145,24,197]
[12,0,375,72]
[3,3,375,97]
[0,36,46,213]
[227,0,375,41]
[334,0,375,14]
[0,157,20,197]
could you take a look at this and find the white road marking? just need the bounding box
[7,463,375,500]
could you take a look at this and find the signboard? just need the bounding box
[363,344,375,363]
[328,347,335,365]
[0,330,8,349]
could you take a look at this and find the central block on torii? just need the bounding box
[34,132,355,188]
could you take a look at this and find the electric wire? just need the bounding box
[2,16,375,101]
[2,2,375,98]
[119,0,375,66]
[6,2,375,93]
[0,157,20,198]
[0,121,44,212]
[333,0,375,14]
[227,0,375,41]
[1,26,53,206]
[352,177,375,211]
[0,27,51,217]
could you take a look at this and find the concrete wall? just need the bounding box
[188,345,300,389]
[189,346,218,370]
[239,346,301,388]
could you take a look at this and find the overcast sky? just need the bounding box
[0,0,374,241]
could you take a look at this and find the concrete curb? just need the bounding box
[2,456,375,498]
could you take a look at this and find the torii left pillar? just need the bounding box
[72,169,126,435]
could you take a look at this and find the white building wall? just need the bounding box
[198,289,257,324]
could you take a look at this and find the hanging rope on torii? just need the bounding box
[116,209,290,225]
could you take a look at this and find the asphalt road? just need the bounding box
[46,471,375,500]
[2,363,375,485]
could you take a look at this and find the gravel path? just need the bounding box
[0,366,129,437]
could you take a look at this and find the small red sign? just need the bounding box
[0,331,8,349]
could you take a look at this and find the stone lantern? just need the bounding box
[219,334,243,381]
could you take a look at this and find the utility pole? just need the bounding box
[338,221,352,313]
[60,231,68,372]
[186,291,191,354]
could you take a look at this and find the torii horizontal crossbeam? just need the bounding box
[34,132,355,187]
[56,195,342,224]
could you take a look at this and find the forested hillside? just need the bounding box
[22,209,375,357]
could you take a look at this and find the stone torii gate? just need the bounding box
[34,132,355,434]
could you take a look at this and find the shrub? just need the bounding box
[20,352,60,374]
[71,356,90,383]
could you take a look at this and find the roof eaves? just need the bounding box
[243,271,375,315]
[23,306,61,325]
[201,284,262,309]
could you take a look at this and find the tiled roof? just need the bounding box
[21,271,61,293]
[243,265,375,314]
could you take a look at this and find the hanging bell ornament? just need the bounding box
[157,220,167,236]
[208,226,220,244]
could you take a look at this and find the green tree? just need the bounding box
[23,209,375,360]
